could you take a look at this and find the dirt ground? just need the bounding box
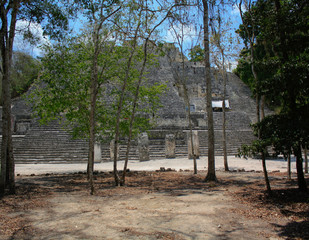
[0,170,308,240]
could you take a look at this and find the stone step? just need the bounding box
[2,114,256,163]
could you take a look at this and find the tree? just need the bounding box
[0,0,74,195]
[165,2,201,174]
[31,1,167,189]
[31,27,127,194]
[304,146,308,174]
[189,45,204,62]
[236,0,272,194]
[120,0,175,185]
[3,51,40,99]
[203,0,216,181]
[84,0,121,194]
[237,0,308,192]
[237,0,264,123]
[209,2,240,172]
[114,0,186,185]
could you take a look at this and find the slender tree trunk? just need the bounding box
[88,88,96,195]
[273,0,306,192]
[121,38,149,185]
[87,29,101,195]
[166,40,197,174]
[189,119,197,174]
[258,86,270,193]
[287,153,291,180]
[222,90,228,171]
[261,95,265,120]
[221,50,228,172]
[0,1,19,194]
[114,28,140,186]
[261,151,271,195]
[294,145,307,192]
[304,146,308,174]
[255,84,260,124]
[1,68,14,194]
[186,93,197,174]
[181,63,197,174]
[203,0,216,182]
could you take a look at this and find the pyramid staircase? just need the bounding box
[13,121,89,163]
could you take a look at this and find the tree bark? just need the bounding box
[180,51,197,174]
[240,0,271,191]
[185,88,197,174]
[87,24,102,195]
[261,95,265,120]
[0,1,20,194]
[121,38,149,185]
[287,154,291,180]
[294,145,307,192]
[304,146,308,174]
[114,26,140,186]
[203,0,216,182]
[221,49,228,172]
[261,151,271,195]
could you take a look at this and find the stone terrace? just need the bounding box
[1,52,261,163]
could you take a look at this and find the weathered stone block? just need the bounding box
[187,130,200,159]
[138,132,149,161]
[165,134,176,158]
[94,143,101,163]
[15,121,31,134]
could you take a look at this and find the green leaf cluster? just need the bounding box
[236,0,309,157]
[0,51,40,101]
[189,45,204,62]
[29,33,166,143]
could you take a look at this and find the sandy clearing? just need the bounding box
[15,156,298,175]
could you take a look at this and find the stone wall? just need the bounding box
[0,50,263,163]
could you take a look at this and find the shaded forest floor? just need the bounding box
[0,170,308,239]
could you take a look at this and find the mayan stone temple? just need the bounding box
[1,46,261,164]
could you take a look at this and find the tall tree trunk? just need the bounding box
[274,0,306,192]
[287,153,291,180]
[121,38,149,185]
[305,146,308,174]
[222,87,228,171]
[87,27,101,195]
[0,1,20,194]
[257,83,270,193]
[114,26,140,186]
[185,90,197,174]
[294,145,307,192]
[203,0,216,182]
[88,82,96,195]
[262,151,271,195]
[181,56,197,174]
[261,95,265,120]
[254,70,260,125]
[165,37,197,174]
[221,50,228,172]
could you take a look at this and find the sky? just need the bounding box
[14,1,243,69]
[14,20,50,57]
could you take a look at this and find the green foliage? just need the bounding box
[18,0,79,41]
[236,0,309,159]
[236,0,309,111]
[0,51,40,100]
[233,50,255,91]
[29,32,166,143]
[189,45,204,62]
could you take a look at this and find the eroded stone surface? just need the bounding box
[138,132,149,162]
[165,134,176,158]
[187,131,200,159]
